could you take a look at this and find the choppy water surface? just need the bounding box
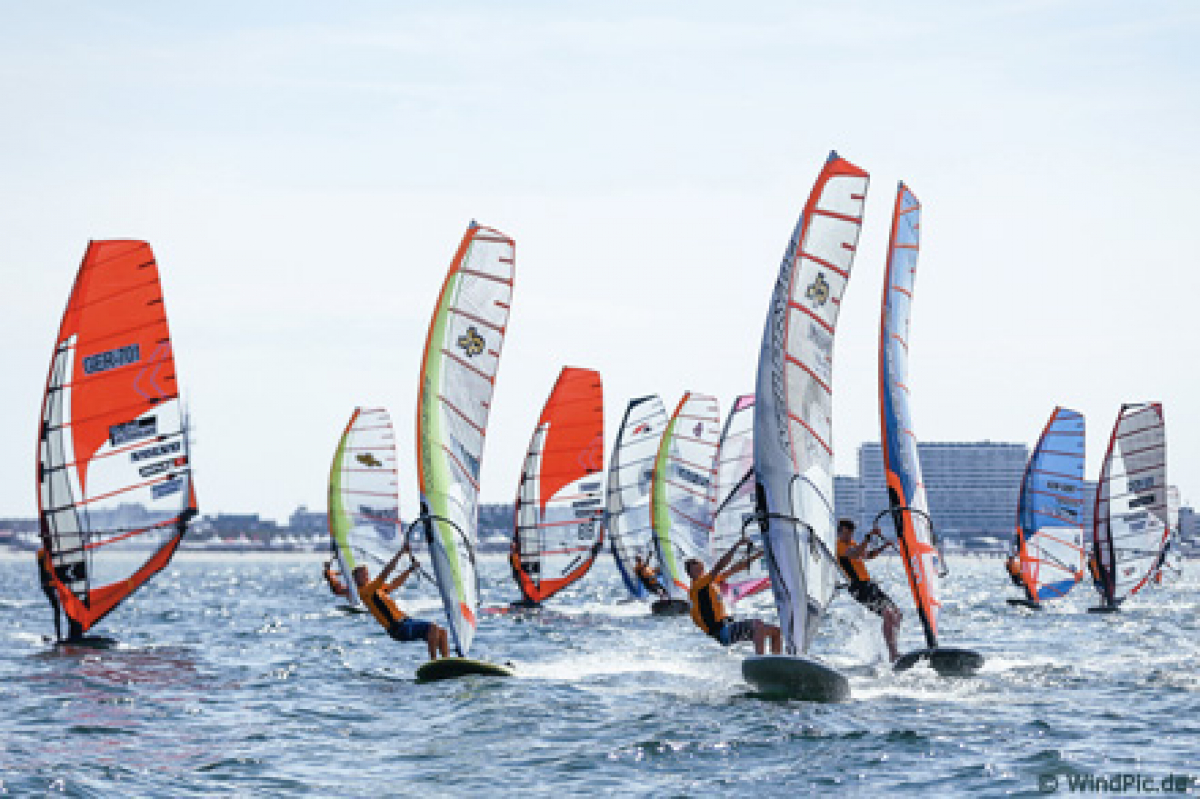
[2,552,1197,796]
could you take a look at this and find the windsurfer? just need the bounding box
[323,558,348,597]
[356,543,449,661]
[836,520,902,662]
[685,539,781,655]
[633,554,667,599]
[36,548,62,641]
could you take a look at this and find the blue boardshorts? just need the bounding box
[716,619,756,646]
[388,618,432,642]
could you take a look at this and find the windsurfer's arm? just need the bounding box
[385,564,417,592]
[713,536,751,575]
[377,544,409,582]
[720,549,762,582]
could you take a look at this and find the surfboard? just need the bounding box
[415,657,515,683]
[893,646,984,677]
[650,598,690,616]
[742,655,851,702]
[1087,605,1121,614]
[53,635,119,650]
[1005,598,1042,610]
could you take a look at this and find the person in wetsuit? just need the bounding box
[355,543,449,661]
[324,558,349,597]
[836,519,902,662]
[36,548,63,641]
[685,537,781,655]
[633,554,667,599]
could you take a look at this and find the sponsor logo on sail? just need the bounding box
[356,453,383,468]
[632,423,651,436]
[131,440,182,462]
[805,272,830,307]
[83,344,140,376]
[139,461,173,478]
[152,477,182,499]
[457,326,485,358]
[110,417,158,447]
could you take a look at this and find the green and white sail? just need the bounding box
[327,407,401,607]
[416,222,515,656]
[650,392,721,601]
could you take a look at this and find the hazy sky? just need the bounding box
[1,1,1197,522]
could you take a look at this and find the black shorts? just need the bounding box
[714,619,755,646]
[848,581,898,617]
[387,618,432,642]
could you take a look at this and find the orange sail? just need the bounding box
[37,241,197,636]
[511,367,605,604]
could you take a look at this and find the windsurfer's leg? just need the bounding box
[882,607,901,662]
[66,618,84,642]
[751,620,766,655]
[438,627,448,658]
[425,625,438,660]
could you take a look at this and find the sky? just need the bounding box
[1,1,1197,523]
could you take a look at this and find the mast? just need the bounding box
[510,367,605,604]
[36,240,197,636]
[754,152,869,655]
[416,222,515,656]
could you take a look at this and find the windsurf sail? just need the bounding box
[754,152,869,655]
[328,407,402,607]
[416,222,514,656]
[650,392,721,601]
[511,367,605,604]
[1156,486,1183,584]
[36,240,197,637]
[606,395,669,598]
[877,182,944,649]
[710,395,769,601]
[1093,402,1168,607]
[1013,407,1086,603]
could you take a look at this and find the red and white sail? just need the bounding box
[511,367,605,604]
[37,240,197,636]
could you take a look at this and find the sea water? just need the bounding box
[2,552,1196,796]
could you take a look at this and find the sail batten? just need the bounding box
[37,240,197,636]
[755,152,869,655]
[417,223,514,656]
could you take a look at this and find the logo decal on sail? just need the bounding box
[110,417,158,447]
[356,453,383,468]
[457,326,485,358]
[83,344,141,375]
[805,272,830,307]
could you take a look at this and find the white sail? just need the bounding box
[606,395,669,598]
[754,152,869,654]
[1094,402,1168,606]
[710,395,769,600]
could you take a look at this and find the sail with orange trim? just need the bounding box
[510,367,605,604]
[877,182,946,648]
[36,240,198,639]
[416,222,514,656]
[650,392,721,602]
[753,152,869,655]
[1012,407,1086,604]
[710,395,769,601]
[328,407,402,608]
[1092,402,1168,609]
